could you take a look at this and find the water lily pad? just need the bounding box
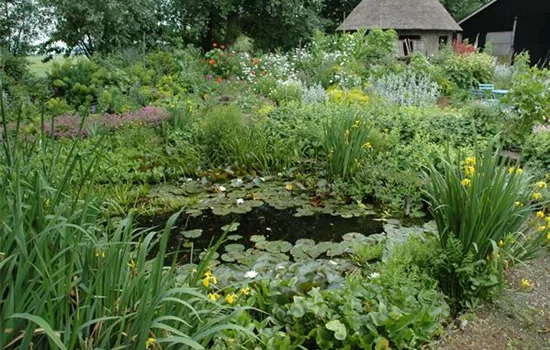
[182,229,203,239]
[221,222,240,232]
[326,242,353,257]
[290,245,311,260]
[342,232,367,242]
[225,243,245,253]
[295,238,315,246]
[308,242,333,259]
[220,253,236,262]
[294,207,315,217]
[185,209,203,217]
[227,234,243,241]
[255,240,269,250]
[250,235,266,243]
[340,213,353,219]
[265,240,293,254]
[199,251,219,260]
[212,206,231,216]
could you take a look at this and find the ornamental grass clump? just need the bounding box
[425,138,549,308]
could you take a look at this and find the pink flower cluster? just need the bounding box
[44,106,169,139]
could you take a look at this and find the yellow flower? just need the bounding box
[464,166,475,177]
[352,119,361,128]
[537,225,546,232]
[546,216,550,227]
[498,240,504,247]
[521,278,532,288]
[464,156,476,166]
[95,250,106,258]
[362,142,372,150]
[532,192,543,201]
[240,287,251,296]
[208,292,221,301]
[461,178,471,186]
[127,258,137,270]
[225,293,238,305]
[285,183,293,191]
[515,201,523,207]
[536,181,547,189]
[547,232,550,240]
[202,274,218,288]
[517,168,524,175]
[344,129,350,144]
[536,211,545,219]
[146,337,156,349]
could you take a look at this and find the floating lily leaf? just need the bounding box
[342,232,367,242]
[308,242,333,259]
[220,253,236,262]
[250,235,266,242]
[198,251,219,260]
[290,245,311,260]
[182,229,203,239]
[326,242,353,257]
[221,222,240,232]
[255,240,269,250]
[211,206,231,216]
[225,244,245,253]
[295,238,315,246]
[229,205,252,214]
[265,240,293,254]
[340,213,353,219]
[227,234,243,241]
[182,242,193,248]
[185,209,203,217]
[294,208,315,217]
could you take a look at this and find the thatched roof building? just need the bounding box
[338,0,462,56]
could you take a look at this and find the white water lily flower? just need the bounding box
[235,178,243,186]
[218,186,226,192]
[236,198,245,205]
[369,272,380,279]
[244,270,258,279]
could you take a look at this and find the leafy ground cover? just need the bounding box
[2,28,550,349]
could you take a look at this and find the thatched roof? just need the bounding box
[338,0,462,32]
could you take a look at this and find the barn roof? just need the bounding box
[337,0,462,32]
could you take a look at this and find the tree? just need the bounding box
[43,0,164,56]
[0,0,51,55]
[439,0,491,20]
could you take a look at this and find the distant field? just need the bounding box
[26,55,73,77]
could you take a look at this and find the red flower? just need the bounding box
[251,71,256,76]
[213,42,218,48]
[216,76,222,83]
[209,59,216,65]
[220,45,225,50]
[261,71,266,75]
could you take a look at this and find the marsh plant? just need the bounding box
[425,139,549,308]
[0,101,248,348]
[373,71,439,107]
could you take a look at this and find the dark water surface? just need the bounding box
[140,204,385,255]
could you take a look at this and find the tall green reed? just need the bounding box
[323,106,374,180]
[0,90,249,348]
[424,138,549,307]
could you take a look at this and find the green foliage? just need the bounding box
[0,104,249,348]
[503,52,550,139]
[523,131,550,171]
[433,48,494,90]
[323,105,374,180]
[424,139,548,309]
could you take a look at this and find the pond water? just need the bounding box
[140,204,385,263]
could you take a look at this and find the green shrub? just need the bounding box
[433,49,494,90]
[523,130,550,171]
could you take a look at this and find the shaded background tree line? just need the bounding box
[1,0,491,57]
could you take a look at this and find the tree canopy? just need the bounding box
[0,0,491,57]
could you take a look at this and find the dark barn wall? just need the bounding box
[461,0,550,64]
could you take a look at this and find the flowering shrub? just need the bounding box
[373,72,439,107]
[451,39,476,55]
[43,106,169,138]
